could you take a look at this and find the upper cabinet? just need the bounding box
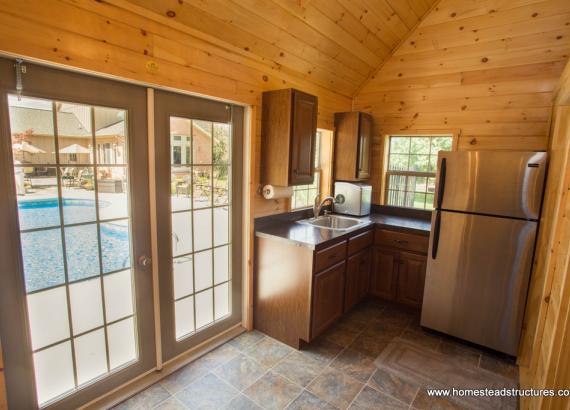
[261,89,318,186]
[334,112,373,181]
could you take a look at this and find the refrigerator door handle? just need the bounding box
[437,157,447,209]
[432,210,441,259]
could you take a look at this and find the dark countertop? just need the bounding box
[255,212,432,249]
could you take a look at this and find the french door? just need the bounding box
[154,91,243,360]
[0,59,156,408]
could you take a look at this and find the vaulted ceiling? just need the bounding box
[124,0,438,97]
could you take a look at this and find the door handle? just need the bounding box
[432,211,441,260]
[437,157,446,209]
[138,255,152,267]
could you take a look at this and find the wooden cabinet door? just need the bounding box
[312,262,345,338]
[344,248,372,313]
[344,254,360,312]
[357,113,372,179]
[370,247,399,301]
[333,111,359,181]
[290,90,317,185]
[357,248,371,301]
[397,251,427,309]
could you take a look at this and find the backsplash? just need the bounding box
[371,205,432,221]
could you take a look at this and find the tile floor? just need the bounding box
[114,300,518,410]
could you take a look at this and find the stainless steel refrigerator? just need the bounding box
[421,151,547,356]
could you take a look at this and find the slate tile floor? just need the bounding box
[114,300,518,410]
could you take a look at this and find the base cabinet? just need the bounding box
[371,229,429,309]
[254,225,429,349]
[312,261,346,337]
[345,249,371,312]
[397,251,427,308]
[370,248,399,301]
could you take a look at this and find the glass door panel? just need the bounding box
[8,95,139,406]
[154,90,243,360]
[170,118,232,341]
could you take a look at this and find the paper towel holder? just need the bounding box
[261,184,294,200]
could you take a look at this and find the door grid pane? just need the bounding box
[8,95,139,406]
[170,117,232,341]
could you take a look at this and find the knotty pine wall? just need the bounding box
[518,60,570,409]
[353,0,570,204]
[0,0,352,218]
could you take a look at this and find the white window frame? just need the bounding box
[382,130,458,210]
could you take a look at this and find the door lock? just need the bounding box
[138,255,152,267]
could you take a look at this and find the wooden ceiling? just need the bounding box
[124,0,438,98]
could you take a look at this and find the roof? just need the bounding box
[9,106,125,138]
[96,121,125,137]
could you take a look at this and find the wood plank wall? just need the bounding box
[0,0,353,218]
[353,0,570,204]
[519,60,570,409]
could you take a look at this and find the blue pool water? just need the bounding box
[18,197,101,230]
[18,199,130,293]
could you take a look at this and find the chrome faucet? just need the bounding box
[313,193,336,218]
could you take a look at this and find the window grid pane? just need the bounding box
[9,95,138,406]
[170,118,232,341]
[385,135,452,210]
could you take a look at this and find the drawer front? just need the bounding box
[374,229,429,254]
[348,229,373,256]
[315,240,347,272]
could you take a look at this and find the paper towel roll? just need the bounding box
[262,185,293,199]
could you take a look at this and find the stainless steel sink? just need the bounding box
[297,215,366,231]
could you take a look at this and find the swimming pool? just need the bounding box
[18,199,131,293]
[17,197,107,230]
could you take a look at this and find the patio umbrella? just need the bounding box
[59,143,91,154]
[12,141,46,154]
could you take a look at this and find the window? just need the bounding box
[172,146,182,165]
[291,131,321,209]
[385,135,452,210]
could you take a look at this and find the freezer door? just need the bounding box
[421,211,537,356]
[435,151,547,219]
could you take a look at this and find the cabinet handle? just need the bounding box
[394,239,408,244]
[328,253,337,260]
